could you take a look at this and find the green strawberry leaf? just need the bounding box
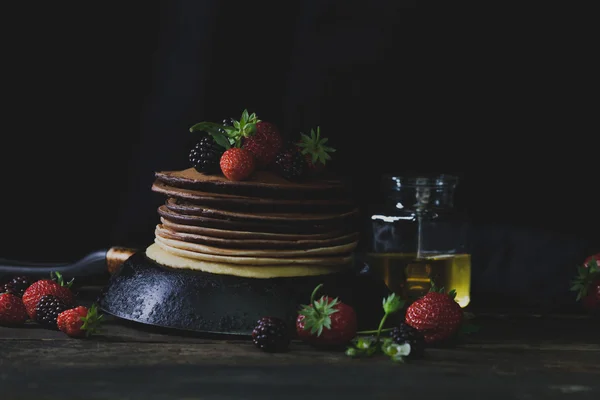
[210,132,231,150]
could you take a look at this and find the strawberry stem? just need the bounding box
[376,313,389,341]
[357,328,394,335]
[310,283,323,317]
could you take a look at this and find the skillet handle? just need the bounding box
[0,247,137,279]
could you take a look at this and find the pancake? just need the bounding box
[157,205,350,234]
[154,231,358,257]
[155,168,350,199]
[154,236,354,266]
[146,243,346,278]
[160,218,349,241]
[155,224,359,250]
[164,198,358,223]
[152,181,354,213]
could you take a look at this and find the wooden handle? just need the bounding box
[106,247,138,274]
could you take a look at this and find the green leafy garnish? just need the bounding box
[570,257,600,301]
[189,109,260,149]
[297,126,335,166]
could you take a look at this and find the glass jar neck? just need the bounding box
[382,174,458,212]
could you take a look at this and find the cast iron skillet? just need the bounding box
[0,248,389,336]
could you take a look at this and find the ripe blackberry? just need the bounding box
[189,136,225,174]
[390,322,426,358]
[1,276,33,297]
[252,316,290,352]
[222,118,234,126]
[35,294,69,329]
[273,145,305,181]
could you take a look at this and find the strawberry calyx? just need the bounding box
[429,281,457,300]
[80,303,103,337]
[50,271,74,289]
[189,109,259,150]
[297,126,335,167]
[298,284,339,337]
[570,257,600,301]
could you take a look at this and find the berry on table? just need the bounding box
[57,304,103,338]
[390,322,426,358]
[1,276,33,297]
[35,294,69,329]
[22,272,74,320]
[0,293,28,326]
[252,316,290,352]
[296,284,357,348]
[405,288,463,345]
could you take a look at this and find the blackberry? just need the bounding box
[222,118,234,126]
[252,317,290,352]
[274,145,305,181]
[189,136,225,174]
[390,322,426,359]
[1,276,32,297]
[35,294,69,329]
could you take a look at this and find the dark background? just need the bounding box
[1,1,597,307]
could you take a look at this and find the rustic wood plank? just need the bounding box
[2,315,600,399]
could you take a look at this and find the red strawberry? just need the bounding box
[405,289,463,344]
[296,284,357,347]
[571,255,600,313]
[581,280,600,312]
[22,272,74,320]
[0,293,28,326]
[57,304,103,338]
[242,121,283,168]
[584,253,600,268]
[220,148,256,181]
[296,126,335,175]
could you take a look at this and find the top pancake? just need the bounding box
[155,168,351,200]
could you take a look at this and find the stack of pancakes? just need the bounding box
[145,168,360,278]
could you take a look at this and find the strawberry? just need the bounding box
[242,121,283,168]
[22,272,74,320]
[220,148,256,181]
[57,304,103,338]
[571,255,600,313]
[296,126,335,175]
[405,287,463,344]
[0,293,28,326]
[296,284,357,347]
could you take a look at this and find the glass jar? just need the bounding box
[363,174,471,308]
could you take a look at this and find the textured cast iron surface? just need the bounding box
[98,253,389,335]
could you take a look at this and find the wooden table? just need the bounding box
[1,295,599,399]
